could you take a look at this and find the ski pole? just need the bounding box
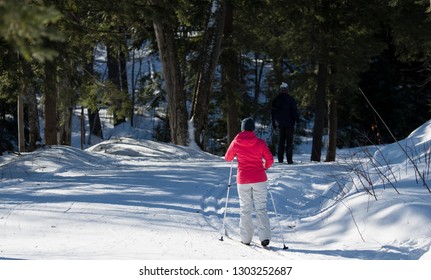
[219,160,234,241]
[268,187,288,250]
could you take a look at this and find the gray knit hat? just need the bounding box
[241,117,255,131]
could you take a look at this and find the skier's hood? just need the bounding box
[234,131,259,147]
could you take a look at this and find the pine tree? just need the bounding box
[0,1,63,150]
[266,0,388,161]
[149,0,189,145]
[190,0,226,149]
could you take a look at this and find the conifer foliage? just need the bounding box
[0,0,430,158]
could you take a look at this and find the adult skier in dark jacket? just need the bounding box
[271,82,299,164]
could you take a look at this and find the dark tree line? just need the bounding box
[1,0,430,161]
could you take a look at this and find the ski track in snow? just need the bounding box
[1,136,431,260]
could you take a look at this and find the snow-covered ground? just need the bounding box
[1,120,431,277]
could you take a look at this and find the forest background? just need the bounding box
[1,0,431,160]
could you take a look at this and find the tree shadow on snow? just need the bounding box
[286,246,427,260]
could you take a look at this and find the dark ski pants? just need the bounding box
[278,126,294,163]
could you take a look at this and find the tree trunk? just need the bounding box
[311,0,331,162]
[58,77,73,146]
[81,106,85,150]
[325,62,338,162]
[0,103,5,154]
[272,57,284,87]
[22,59,41,152]
[225,68,240,145]
[17,93,25,152]
[191,0,226,149]
[253,53,265,104]
[44,59,58,145]
[325,97,337,162]
[131,49,136,127]
[26,84,40,151]
[152,16,188,146]
[0,103,4,154]
[59,104,73,145]
[119,45,128,94]
[107,45,121,88]
[311,61,328,162]
[85,55,103,141]
[107,45,126,126]
[221,0,240,145]
[88,109,103,141]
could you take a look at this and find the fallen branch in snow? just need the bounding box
[359,88,431,193]
[340,200,366,243]
[361,147,400,194]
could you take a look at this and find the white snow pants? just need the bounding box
[237,181,271,244]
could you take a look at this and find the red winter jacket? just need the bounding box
[225,131,274,184]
